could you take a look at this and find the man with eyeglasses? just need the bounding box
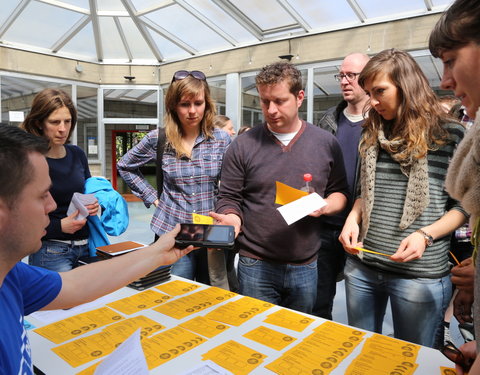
[211,62,348,314]
[312,53,370,320]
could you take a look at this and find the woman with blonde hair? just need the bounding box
[118,70,231,284]
[339,48,467,348]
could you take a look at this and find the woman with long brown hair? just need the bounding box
[22,88,99,271]
[118,70,231,285]
[339,49,467,348]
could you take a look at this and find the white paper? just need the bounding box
[179,360,233,375]
[277,192,327,225]
[9,111,25,122]
[67,192,97,220]
[94,329,148,375]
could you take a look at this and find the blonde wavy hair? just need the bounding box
[164,75,216,158]
[358,49,450,160]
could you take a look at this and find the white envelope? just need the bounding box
[277,192,327,225]
[67,192,97,220]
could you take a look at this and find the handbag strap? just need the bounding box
[156,127,167,198]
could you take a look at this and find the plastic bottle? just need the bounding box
[300,173,314,193]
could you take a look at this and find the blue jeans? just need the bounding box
[238,255,317,314]
[171,248,210,285]
[344,257,452,348]
[29,240,89,272]
[313,226,346,319]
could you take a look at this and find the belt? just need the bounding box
[50,239,89,246]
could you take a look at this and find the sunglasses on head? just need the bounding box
[171,70,206,83]
[440,341,474,372]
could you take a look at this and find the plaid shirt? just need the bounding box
[118,128,231,235]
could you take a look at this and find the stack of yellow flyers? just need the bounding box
[34,307,124,344]
[106,289,171,315]
[202,340,266,375]
[179,316,230,338]
[243,326,296,351]
[263,308,315,332]
[153,287,237,319]
[155,279,200,296]
[141,326,207,370]
[266,321,366,375]
[345,334,420,374]
[204,296,273,326]
[52,315,164,368]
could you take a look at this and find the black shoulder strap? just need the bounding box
[156,127,167,198]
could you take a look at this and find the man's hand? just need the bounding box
[390,231,426,263]
[455,340,477,375]
[85,201,100,216]
[151,224,195,265]
[451,257,475,292]
[454,289,474,323]
[61,210,87,234]
[209,212,241,237]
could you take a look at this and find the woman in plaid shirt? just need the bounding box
[118,70,231,285]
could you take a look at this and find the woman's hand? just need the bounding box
[455,341,477,375]
[390,231,426,262]
[61,210,87,234]
[85,201,99,216]
[338,216,362,255]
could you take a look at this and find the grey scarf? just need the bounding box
[359,129,430,240]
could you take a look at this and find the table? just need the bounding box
[27,276,456,374]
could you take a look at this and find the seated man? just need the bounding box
[0,125,195,374]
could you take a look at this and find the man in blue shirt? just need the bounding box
[0,125,194,375]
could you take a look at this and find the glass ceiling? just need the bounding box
[0,0,452,65]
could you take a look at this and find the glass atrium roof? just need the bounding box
[0,0,452,65]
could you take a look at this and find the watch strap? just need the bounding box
[415,229,434,246]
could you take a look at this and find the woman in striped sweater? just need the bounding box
[339,48,468,348]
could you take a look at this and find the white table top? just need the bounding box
[27,276,455,374]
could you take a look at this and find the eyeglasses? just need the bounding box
[334,72,361,82]
[171,70,206,83]
[440,341,474,372]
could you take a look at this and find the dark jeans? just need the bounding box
[312,226,346,319]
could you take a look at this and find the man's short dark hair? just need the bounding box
[0,125,48,206]
[255,62,303,96]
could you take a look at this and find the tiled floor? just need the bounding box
[112,201,393,334]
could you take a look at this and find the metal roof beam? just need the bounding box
[210,0,263,41]
[277,0,311,32]
[175,0,238,46]
[424,0,434,11]
[346,0,367,23]
[121,0,164,62]
[37,0,89,14]
[136,0,174,16]
[114,17,133,62]
[51,15,90,53]
[89,0,103,61]
[141,17,197,55]
[0,0,30,38]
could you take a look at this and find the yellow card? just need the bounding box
[103,315,165,339]
[76,363,98,375]
[107,289,171,315]
[275,181,308,205]
[192,213,214,224]
[243,326,296,350]
[180,316,230,338]
[155,279,200,296]
[440,367,457,375]
[354,246,391,257]
[205,296,273,326]
[263,308,315,332]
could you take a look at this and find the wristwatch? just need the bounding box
[416,229,434,247]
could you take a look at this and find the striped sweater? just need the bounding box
[358,122,467,278]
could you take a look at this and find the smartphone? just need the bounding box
[175,224,235,249]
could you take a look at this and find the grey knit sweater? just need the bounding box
[358,122,467,278]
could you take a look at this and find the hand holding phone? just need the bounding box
[175,224,235,249]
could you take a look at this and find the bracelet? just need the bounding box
[415,229,434,247]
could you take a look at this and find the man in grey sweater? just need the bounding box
[211,62,348,314]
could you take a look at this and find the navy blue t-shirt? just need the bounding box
[44,144,91,240]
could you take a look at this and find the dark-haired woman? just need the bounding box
[23,88,99,271]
